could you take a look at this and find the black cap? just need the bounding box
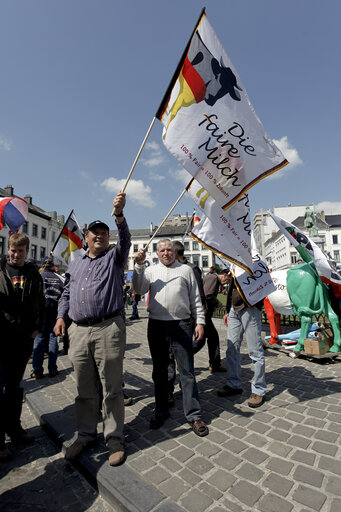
[87,220,109,232]
[218,268,230,275]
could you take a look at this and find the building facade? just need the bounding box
[0,185,65,262]
[110,214,216,273]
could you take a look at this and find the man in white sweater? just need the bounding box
[133,239,208,437]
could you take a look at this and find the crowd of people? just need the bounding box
[0,192,266,465]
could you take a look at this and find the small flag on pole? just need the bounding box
[51,211,85,266]
[0,196,28,232]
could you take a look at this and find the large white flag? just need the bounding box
[157,12,288,209]
[51,211,85,266]
[270,212,341,298]
[187,178,252,272]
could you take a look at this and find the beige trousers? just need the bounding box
[68,315,126,448]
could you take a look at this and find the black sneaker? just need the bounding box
[149,413,170,429]
[8,427,34,444]
[217,385,243,397]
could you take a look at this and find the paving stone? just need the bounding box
[267,428,291,442]
[195,441,221,457]
[330,498,341,512]
[197,481,223,501]
[272,418,293,430]
[230,480,264,507]
[303,417,327,429]
[263,472,294,496]
[213,451,242,471]
[311,440,338,456]
[287,434,311,449]
[268,441,292,458]
[292,424,316,437]
[177,468,201,486]
[265,456,294,476]
[228,425,248,438]
[159,476,190,500]
[186,456,214,475]
[326,475,341,497]
[248,420,269,434]
[143,466,171,484]
[242,447,269,464]
[222,497,245,512]
[293,465,324,487]
[170,445,195,463]
[207,431,229,444]
[128,454,155,472]
[222,439,248,454]
[258,493,294,512]
[160,456,182,473]
[292,484,327,511]
[313,429,339,443]
[243,432,268,447]
[318,455,341,476]
[236,462,264,482]
[207,469,237,492]
[180,489,213,512]
[290,449,316,466]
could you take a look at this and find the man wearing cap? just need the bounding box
[54,192,131,466]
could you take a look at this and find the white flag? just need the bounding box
[158,13,288,209]
[233,249,276,305]
[51,211,85,266]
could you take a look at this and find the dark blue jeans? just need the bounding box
[32,318,58,375]
[148,318,201,422]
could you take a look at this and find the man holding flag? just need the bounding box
[54,192,131,466]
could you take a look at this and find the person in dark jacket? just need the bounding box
[31,258,64,379]
[0,233,44,461]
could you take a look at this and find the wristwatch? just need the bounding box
[114,212,124,218]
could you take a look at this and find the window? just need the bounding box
[153,243,157,252]
[291,253,297,264]
[133,244,138,252]
[192,241,199,250]
[40,247,46,260]
[22,222,28,234]
[184,242,189,250]
[153,258,159,264]
[333,235,338,244]
[41,227,46,240]
[202,255,208,268]
[31,244,37,260]
[51,231,56,243]
[0,236,5,255]
[334,250,340,262]
[192,254,200,267]
[32,224,38,237]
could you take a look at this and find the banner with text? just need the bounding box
[157,13,288,209]
[187,178,252,272]
[233,249,276,306]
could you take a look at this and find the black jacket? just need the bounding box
[0,257,45,337]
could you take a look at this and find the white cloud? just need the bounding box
[168,167,190,186]
[101,177,156,207]
[142,139,166,167]
[0,134,12,151]
[315,201,341,215]
[148,171,165,181]
[273,136,302,167]
[267,136,302,179]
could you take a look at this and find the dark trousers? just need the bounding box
[0,336,33,445]
[148,318,201,422]
[204,299,221,368]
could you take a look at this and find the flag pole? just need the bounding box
[144,188,187,250]
[155,7,206,120]
[51,209,74,254]
[111,117,156,216]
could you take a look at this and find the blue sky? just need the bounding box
[1,0,340,229]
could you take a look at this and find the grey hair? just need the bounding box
[157,239,174,251]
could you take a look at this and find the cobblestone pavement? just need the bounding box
[3,305,341,512]
[0,401,114,512]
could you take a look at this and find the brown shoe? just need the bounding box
[64,438,88,460]
[108,445,126,466]
[189,419,209,437]
[248,393,265,408]
[209,365,226,373]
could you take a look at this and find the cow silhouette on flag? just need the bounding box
[163,31,242,137]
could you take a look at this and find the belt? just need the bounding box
[74,310,121,326]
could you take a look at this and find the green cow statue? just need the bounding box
[286,263,341,353]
